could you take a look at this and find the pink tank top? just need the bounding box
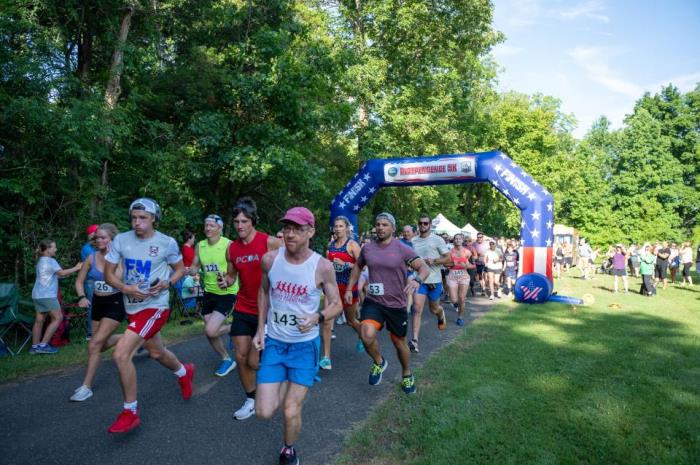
[449,248,470,270]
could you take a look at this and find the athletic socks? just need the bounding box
[174,364,187,377]
[246,390,256,400]
[124,400,138,413]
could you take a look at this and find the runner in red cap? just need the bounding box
[254,206,341,465]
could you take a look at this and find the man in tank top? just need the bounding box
[188,214,239,377]
[220,197,282,420]
[253,206,341,465]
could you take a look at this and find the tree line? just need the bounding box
[1,0,698,288]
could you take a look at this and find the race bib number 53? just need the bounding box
[368,283,384,296]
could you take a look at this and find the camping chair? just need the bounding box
[58,289,87,341]
[0,282,35,355]
[170,278,202,325]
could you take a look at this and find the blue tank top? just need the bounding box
[87,251,104,282]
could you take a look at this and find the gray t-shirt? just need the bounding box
[411,233,449,284]
[106,230,181,314]
[358,239,418,309]
[32,257,61,299]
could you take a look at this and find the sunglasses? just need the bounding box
[419,221,430,225]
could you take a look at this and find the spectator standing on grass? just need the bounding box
[578,239,592,280]
[655,241,671,290]
[639,243,657,297]
[680,241,693,286]
[181,229,196,269]
[628,244,641,277]
[611,245,629,293]
[30,239,82,354]
[668,243,680,284]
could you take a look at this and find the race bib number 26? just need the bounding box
[94,280,113,293]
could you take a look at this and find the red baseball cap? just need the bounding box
[86,224,99,235]
[280,207,315,227]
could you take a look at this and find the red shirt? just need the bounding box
[227,231,269,315]
[181,244,195,268]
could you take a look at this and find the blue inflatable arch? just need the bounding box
[330,151,556,303]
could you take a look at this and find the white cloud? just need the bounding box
[560,0,609,23]
[651,72,700,92]
[569,46,643,98]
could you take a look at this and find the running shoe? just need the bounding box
[331,329,336,340]
[29,345,38,355]
[214,358,237,377]
[456,318,465,326]
[489,295,494,301]
[408,339,419,353]
[496,293,502,299]
[178,363,196,400]
[70,385,93,402]
[234,397,256,420]
[319,356,332,370]
[368,358,388,386]
[401,374,416,394]
[437,310,447,330]
[279,446,299,465]
[108,409,140,433]
[35,343,58,354]
[355,339,365,353]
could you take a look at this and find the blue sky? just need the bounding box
[491,0,700,138]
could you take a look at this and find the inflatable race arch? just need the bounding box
[330,150,562,304]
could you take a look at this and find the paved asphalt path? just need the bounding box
[0,296,493,465]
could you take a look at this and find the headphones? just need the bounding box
[129,197,162,222]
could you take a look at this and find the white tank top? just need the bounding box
[267,248,322,343]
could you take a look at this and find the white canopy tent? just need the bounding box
[431,213,462,236]
[461,223,480,239]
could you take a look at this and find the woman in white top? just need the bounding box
[30,239,81,354]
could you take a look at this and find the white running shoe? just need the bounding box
[70,385,93,402]
[233,398,256,420]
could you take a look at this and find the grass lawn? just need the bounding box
[0,314,204,384]
[335,269,700,465]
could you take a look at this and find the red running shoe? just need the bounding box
[108,409,140,433]
[178,363,196,400]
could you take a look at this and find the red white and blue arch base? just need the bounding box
[330,150,574,304]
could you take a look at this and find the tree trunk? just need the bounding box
[92,5,134,215]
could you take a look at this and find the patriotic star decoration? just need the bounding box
[513,197,521,205]
[531,229,540,239]
[493,180,499,187]
[363,173,371,181]
[546,220,552,229]
[494,164,502,174]
[546,203,553,212]
[542,187,550,195]
[502,188,511,198]
[527,192,537,201]
[360,196,368,202]
[531,178,539,186]
[545,238,552,247]
[499,153,508,159]
[353,172,359,179]
[338,201,347,209]
[521,220,526,228]
[510,160,517,167]
[352,205,360,211]
[530,211,541,221]
[520,169,528,178]
[369,187,376,193]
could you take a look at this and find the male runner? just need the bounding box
[221,197,282,420]
[473,232,490,295]
[346,212,429,394]
[409,213,449,353]
[104,198,195,433]
[253,207,342,465]
[401,225,416,313]
[188,214,238,376]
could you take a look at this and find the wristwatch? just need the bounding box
[317,311,325,323]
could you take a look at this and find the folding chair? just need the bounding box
[0,282,35,355]
[58,289,87,341]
